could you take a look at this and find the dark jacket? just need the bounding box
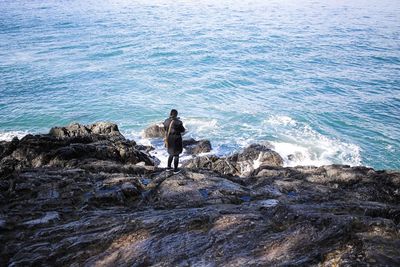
[163,117,185,156]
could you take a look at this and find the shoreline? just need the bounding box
[1,121,387,171]
[1,122,399,265]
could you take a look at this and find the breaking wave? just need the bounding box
[0,131,29,141]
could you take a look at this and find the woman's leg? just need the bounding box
[173,155,179,171]
[167,155,174,169]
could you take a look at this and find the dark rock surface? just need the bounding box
[1,124,399,266]
[183,138,212,155]
[0,122,157,174]
[50,122,124,140]
[183,144,283,176]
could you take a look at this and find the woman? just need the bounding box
[163,109,185,173]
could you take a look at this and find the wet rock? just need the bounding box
[135,144,154,153]
[239,144,283,166]
[1,123,157,171]
[0,137,19,158]
[182,144,283,176]
[143,124,165,138]
[0,157,19,178]
[183,138,212,155]
[49,122,124,139]
[1,124,399,266]
[90,187,126,205]
[121,182,140,199]
[23,212,60,226]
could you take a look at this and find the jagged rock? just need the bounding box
[121,182,140,198]
[182,144,283,176]
[135,144,154,153]
[1,164,399,266]
[0,137,19,159]
[1,123,399,266]
[237,144,283,166]
[155,170,248,208]
[49,122,124,139]
[0,157,19,178]
[143,124,166,138]
[0,123,157,171]
[90,122,123,137]
[183,138,212,154]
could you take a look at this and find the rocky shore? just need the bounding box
[1,122,399,266]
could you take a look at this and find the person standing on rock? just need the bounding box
[163,109,185,173]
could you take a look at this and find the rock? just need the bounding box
[0,137,19,158]
[135,145,154,153]
[239,144,283,166]
[90,122,123,137]
[1,123,400,266]
[2,164,399,266]
[90,187,126,205]
[121,182,140,199]
[183,138,212,155]
[0,157,19,178]
[49,123,90,138]
[49,122,124,139]
[1,123,157,170]
[182,144,283,176]
[23,212,60,226]
[234,144,283,176]
[143,124,165,138]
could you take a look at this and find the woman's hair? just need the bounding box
[170,109,178,117]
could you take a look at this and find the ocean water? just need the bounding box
[0,0,399,170]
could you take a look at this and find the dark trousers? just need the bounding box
[167,155,179,170]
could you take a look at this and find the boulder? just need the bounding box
[237,144,283,165]
[183,138,212,155]
[49,122,124,139]
[182,144,283,176]
[90,122,122,137]
[143,124,165,138]
[1,123,157,171]
[0,137,19,159]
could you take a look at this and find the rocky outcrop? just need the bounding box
[143,124,166,139]
[1,162,399,266]
[50,122,124,140]
[183,138,212,155]
[1,124,399,266]
[183,144,283,176]
[0,122,157,174]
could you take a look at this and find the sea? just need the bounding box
[0,0,399,170]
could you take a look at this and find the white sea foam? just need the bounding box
[183,118,219,136]
[0,131,29,141]
[265,115,297,126]
[118,115,363,169]
[125,129,170,167]
[264,116,362,167]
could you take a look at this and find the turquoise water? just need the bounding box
[0,0,399,169]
